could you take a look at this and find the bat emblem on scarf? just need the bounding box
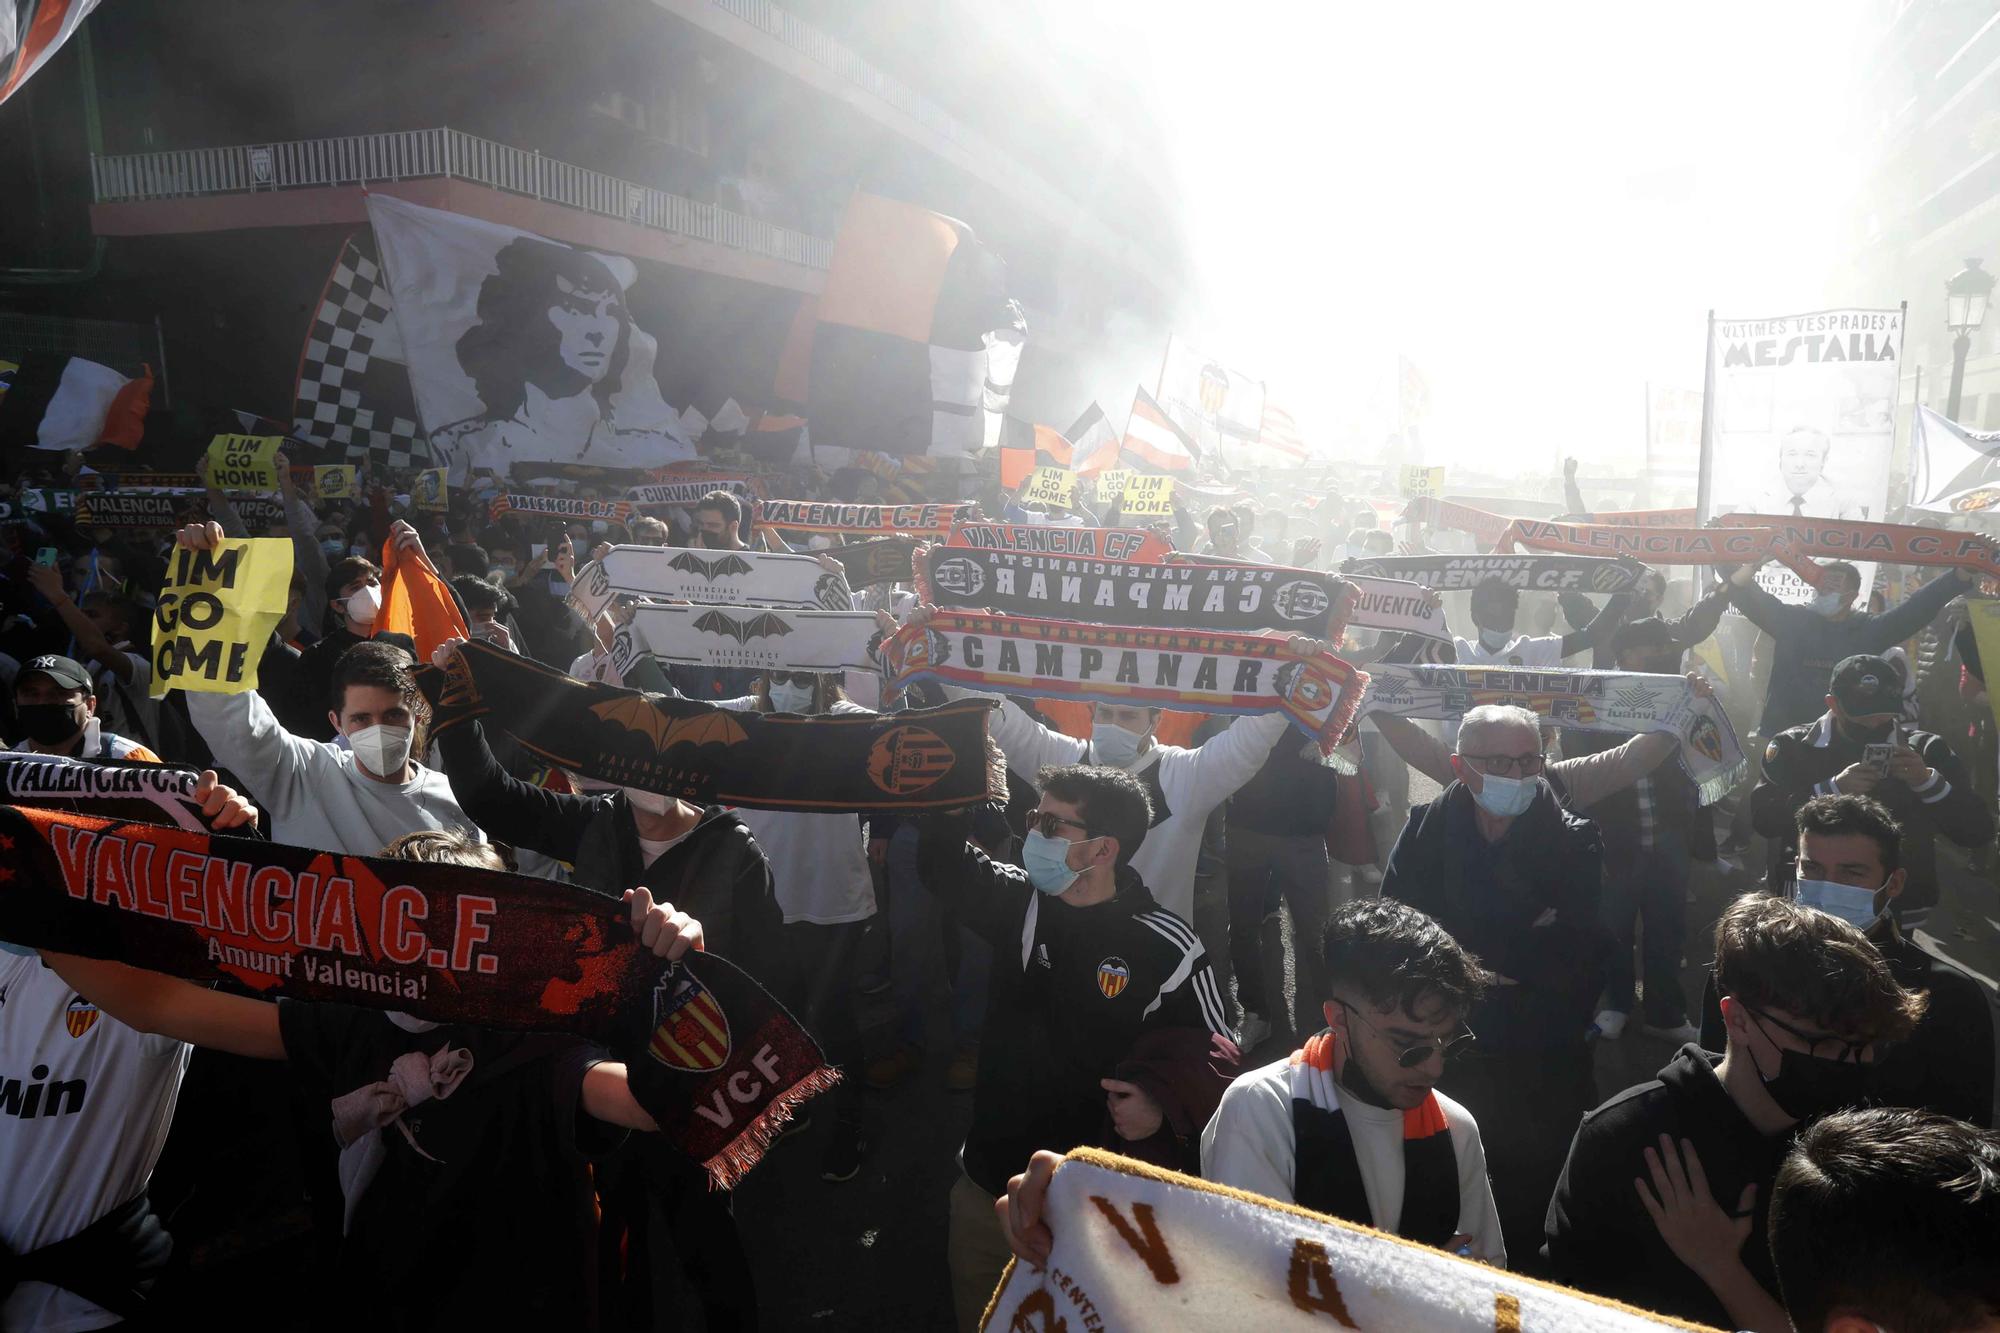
[588,697,750,752]
[648,965,732,1071]
[668,551,755,579]
[692,611,794,644]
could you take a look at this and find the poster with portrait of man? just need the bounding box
[365,195,696,484]
[1705,307,1903,602]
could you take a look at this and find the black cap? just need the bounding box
[1613,616,1677,658]
[20,654,94,695]
[1829,653,1904,717]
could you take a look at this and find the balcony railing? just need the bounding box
[708,0,962,143]
[89,126,832,271]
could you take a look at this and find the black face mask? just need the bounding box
[15,702,85,748]
[1756,1042,1874,1122]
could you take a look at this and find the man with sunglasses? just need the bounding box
[1201,900,1506,1263]
[918,763,1233,1332]
[1380,703,1609,1273]
[1751,652,1991,924]
[1545,894,1926,1329]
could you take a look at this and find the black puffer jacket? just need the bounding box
[1381,781,1608,1051]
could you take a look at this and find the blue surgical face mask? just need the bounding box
[1811,592,1848,618]
[1794,877,1887,930]
[1022,829,1087,896]
[1468,771,1538,818]
[1477,628,1512,654]
[768,680,815,713]
[1091,722,1146,769]
[320,537,346,559]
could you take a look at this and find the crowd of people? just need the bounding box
[1,446,1998,1333]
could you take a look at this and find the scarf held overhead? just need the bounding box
[421,640,1000,811]
[627,475,762,508]
[1712,513,2000,578]
[917,545,1353,636]
[823,536,920,588]
[945,522,1173,563]
[569,546,852,619]
[1343,553,1645,594]
[754,499,963,536]
[1360,663,1745,804]
[626,605,881,674]
[1498,519,1829,588]
[881,611,1367,756]
[487,494,634,523]
[982,1149,1711,1332]
[0,804,833,1189]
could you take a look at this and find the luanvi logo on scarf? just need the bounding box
[754,499,963,535]
[944,522,1173,563]
[1342,553,1645,594]
[419,640,1000,811]
[916,545,1355,635]
[625,605,880,673]
[568,545,851,619]
[1361,662,1747,803]
[0,803,836,1188]
[881,611,1368,755]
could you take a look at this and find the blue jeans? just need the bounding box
[1600,833,1692,1026]
[887,824,990,1049]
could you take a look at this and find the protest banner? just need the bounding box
[149,538,293,698]
[1121,475,1175,518]
[568,545,851,619]
[1095,468,1132,504]
[412,467,448,512]
[1705,307,1903,603]
[627,605,881,674]
[204,433,282,491]
[754,499,963,536]
[1398,464,1445,498]
[1019,465,1075,509]
[983,1149,1705,1332]
[919,546,1352,635]
[882,611,1367,755]
[314,465,357,501]
[946,522,1172,563]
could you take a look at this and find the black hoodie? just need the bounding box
[1544,1044,1792,1326]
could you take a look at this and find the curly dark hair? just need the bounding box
[1713,894,1926,1045]
[1321,899,1494,1021]
[455,236,630,420]
[1771,1107,2000,1333]
[1036,763,1154,868]
[330,639,418,715]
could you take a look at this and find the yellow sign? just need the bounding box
[150,539,294,698]
[412,468,448,512]
[1096,469,1132,503]
[1122,474,1175,518]
[1020,465,1076,509]
[1969,601,2000,733]
[315,465,357,501]
[1399,465,1445,498]
[204,434,282,491]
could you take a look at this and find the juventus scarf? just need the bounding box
[487,494,634,523]
[881,612,1367,756]
[1337,575,1450,642]
[1288,1032,1458,1248]
[627,605,881,675]
[1713,512,2000,578]
[0,804,833,1190]
[569,546,852,619]
[1360,663,1747,804]
[945,522,1174,563]
[823,537,920,588]
[755,499,964,536]
[916,546,1354,636]
[421,640,1000,811]
[1499,518,1830,588]
[982,1149,1709,1332]
[1343,553,1645,594]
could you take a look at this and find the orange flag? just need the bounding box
[376,536,468,662]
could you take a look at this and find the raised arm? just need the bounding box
[1667,582,1732,650]
[1858,567,1971,653]
[1557,593,1630,658]
[1724,565,1797,637]
[1364,711,1454,788]
[42,952,284,1059]
[914,807,1035,949]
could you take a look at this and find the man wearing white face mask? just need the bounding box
[295,551,387,742]
[1380,703,1609,1274]
[1696,794,1998,1130]
[175,523,480,856]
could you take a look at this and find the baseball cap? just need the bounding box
[20,654,94,695]
[1829,654,1904,718]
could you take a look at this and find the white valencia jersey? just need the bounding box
[0,954,190,1332]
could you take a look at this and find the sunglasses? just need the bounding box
[768,672,819,688]
[1335,999,1477,1068]
[1028,810,1095,840]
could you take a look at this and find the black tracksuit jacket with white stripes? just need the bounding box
[919,817,1229,1195]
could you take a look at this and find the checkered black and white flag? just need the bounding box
[291,231,426,471]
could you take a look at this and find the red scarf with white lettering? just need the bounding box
[0,804,834,1188]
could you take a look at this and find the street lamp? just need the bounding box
[1945,258,1995,422]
